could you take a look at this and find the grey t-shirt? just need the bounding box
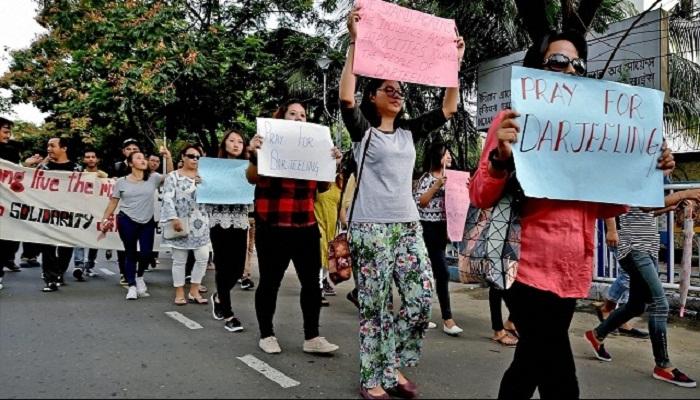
[112,173,162,223]
[341,105,447,223]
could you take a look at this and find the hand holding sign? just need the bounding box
[256,118,336,182]
[510,66,665,207]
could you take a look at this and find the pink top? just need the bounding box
[470,111,628,298]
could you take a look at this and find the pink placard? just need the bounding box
[353,0,459,88]
[445,170,470,242]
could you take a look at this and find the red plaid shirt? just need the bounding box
[254,177,318,227]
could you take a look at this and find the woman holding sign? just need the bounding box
[207,130,251,333]
[340,7,465,398]
[414,141,463,337]
[470,30,676,398]
[246,101,341,356]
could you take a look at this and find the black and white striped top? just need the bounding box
[617,207,660,260]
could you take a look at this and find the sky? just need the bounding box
[0,0,49,124]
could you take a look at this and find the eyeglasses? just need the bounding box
[377,86,405,99]
[184,154,201,160]
[542,53,587,76]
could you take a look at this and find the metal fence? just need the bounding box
[593,182,700,293]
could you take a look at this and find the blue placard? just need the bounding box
[510,66,665,207]
[197,158,254,205]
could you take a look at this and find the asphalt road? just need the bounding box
[1,251,699,399]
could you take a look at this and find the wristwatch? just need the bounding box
[488,149,514,172]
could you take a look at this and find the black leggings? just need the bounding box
[489,286,512,331]
[255,222,322,340]
[211,225,248,319]
[420,220,452,320]
[499,282,579,399]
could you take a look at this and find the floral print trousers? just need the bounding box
[349,221,433,389]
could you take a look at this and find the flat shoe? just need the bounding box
[188,294,208,304]
[359,388,390,399]
[174,297,187,306]
[388,379,419,399]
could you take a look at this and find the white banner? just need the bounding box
[256,118,336,182]
[0,159,163,250]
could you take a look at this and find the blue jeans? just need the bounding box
[117,213,156,287]
[595,250,671,368]
[607,263,630,305]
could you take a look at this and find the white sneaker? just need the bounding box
[259,337,282,354]
[126,286,138,300]
[135,277,150,297]
[443,324,464,336]
[428,322,437,329]
[303,337,339,354]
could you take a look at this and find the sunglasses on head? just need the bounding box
[542,53,587,76]
[184,153,200,160]
[377,86,405,99]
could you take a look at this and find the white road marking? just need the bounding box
[165,311,203,330]
[99,268,116,276]
[236,354,300,388]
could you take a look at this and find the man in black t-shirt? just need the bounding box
[39,137,83,292]
[0,117,22,290]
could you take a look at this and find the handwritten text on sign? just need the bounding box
[510,66,665,207]
[197,158,254,205]
[445,170,471,242]
[353,0,458,88]
[256,118,336,182]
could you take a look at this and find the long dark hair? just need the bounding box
[359,78,404,129]
[217,130,249,159]
[127,151,150,181]
[273,100,306,120]
[422,140,451,174]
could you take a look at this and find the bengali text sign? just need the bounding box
[353,0,458,88]
[197,158,254,205]
[510,66,665,207]
[256,118,336,182]
[445,170,470,242]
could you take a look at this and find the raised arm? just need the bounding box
[442,36,465,120]
[339,7,361,109]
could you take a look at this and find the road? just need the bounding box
[1,251,699,399]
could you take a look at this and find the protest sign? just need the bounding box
[0,159,166,250]
[353,0,458,88]
[197,158,254,205]
[476,9,668,130]
[256,118,336,182]
[510,66,665,207]
[445,170,470,242]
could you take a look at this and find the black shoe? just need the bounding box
[42,282,58,292]
[240,278,255,290]
[322,278,336,296]
[21,258,40,268]
[224,317,244,333]
[346,290,360,309]
[4,262,21,272]
[73,268,85,282]
[618,327,649,339]
[56,275,66,287]
[211,293,225,321]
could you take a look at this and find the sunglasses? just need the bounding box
[377,86,405,99]
[184,154,201,160]
[542,53,587,76]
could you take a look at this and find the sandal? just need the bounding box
[505,328,520,339]
[492,332,518,347]
[188,293,208,304]
[174,297,187,306]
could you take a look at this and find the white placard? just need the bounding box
[256,118,336,182]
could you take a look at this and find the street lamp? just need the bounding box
[317,55,340,146]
